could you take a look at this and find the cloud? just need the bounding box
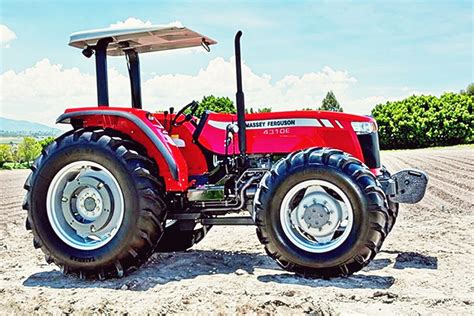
[1,56,418,127]
[0,24,17,47]
[109,17,183,29]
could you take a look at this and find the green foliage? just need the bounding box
[460,83,474,97]
[2,162,29,170]
[0,136,46,169]
[39,136,55,150]
[18,137,42,166]
[372,93,474,149]
[0,144,13,166]
[320,91,343,112]
[258,107,272,113]
[247,107,272,114]
[193,95,236,117]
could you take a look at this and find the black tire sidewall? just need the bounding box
[265,166,370,268]
[30,141,141,270]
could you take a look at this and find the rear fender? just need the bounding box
[56,107,188,191]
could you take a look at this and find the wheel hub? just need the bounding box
[302,203,330,229]
[294,191,343,238]
[75,187,103,221]
[280,180,354,253]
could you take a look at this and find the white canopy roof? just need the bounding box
[69,24,217,56]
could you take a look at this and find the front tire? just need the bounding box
[24,129,166,279]
[255,148,389,278]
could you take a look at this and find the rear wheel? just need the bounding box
[255,148,389,278]
[24,129,166,279]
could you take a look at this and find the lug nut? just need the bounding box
[61,196,68,202]
[90,225,96,232]
[97,183,104,189]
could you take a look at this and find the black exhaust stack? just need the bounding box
[234,31,247,155]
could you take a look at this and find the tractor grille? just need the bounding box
[357,133,381,168]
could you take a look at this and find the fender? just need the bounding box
[56,107,188,191]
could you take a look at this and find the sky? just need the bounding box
[0,0,472,126]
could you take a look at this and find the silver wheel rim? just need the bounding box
[46,161,124,250]
[280,180,354,253]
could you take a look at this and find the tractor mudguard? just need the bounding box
[56,107,188,191]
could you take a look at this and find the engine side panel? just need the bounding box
[196,110,370,163]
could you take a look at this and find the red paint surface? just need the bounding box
[62,107,379,191]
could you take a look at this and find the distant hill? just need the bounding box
[0,117,61,136]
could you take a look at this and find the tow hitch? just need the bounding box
[380,169,428,204]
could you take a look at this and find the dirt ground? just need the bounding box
[0,146,472,314]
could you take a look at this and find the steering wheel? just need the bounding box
[172,100,199,127]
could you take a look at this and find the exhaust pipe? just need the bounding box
[234,31,247,155]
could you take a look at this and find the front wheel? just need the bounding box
[255,148,389,278]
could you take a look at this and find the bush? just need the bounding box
[0,136,45,169]
[39,136,55,150]
[1,162,28,170]
[0,144,13,167]
[2,162,14,170]
[372,93,473,149]
[18,137,42,166]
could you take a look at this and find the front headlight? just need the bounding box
[351,121,378,135]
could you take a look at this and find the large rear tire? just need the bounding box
[255,148,389,278]
[24,129,166,279]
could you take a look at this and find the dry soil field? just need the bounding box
[0,146,473,314]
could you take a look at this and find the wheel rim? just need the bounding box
[280,179,354,253]
[46,161,124,250]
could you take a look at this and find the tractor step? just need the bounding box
[167,212,255,225]
[201,216,254,225]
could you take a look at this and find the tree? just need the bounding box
[18,137,42,165]
[320,91,343,112]
[193,95,236,117]
[0,144,13,166]
[460,83,474,97]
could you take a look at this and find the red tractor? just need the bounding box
[24,25,427,279]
